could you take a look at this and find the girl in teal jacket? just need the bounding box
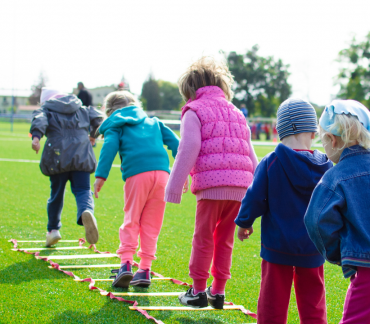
[94,91,180,288]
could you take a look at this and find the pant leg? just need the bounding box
[257,260,294,324]
[189,200,222,286]
[294,265,327,324]
[69,171,94,226]
[137,171,169,269]
[211,200,240,284]
[116,172,154,264]
[47,173,69,232]
[340,266,370,324]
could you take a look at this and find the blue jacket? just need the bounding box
[95,106,179,181]
[305,145,370,278]
[235,144,333,268]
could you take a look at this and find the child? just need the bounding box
[235,98,333,324]
[93,91,179,288]
[305,100,370,324]
[30,87,103,247]
[165,57,258,309]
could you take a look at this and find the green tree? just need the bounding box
[227,45,291,117]
[141,73,161,111]
[336,33,370,107]
[158,80,183,110]
[29,72,47,105]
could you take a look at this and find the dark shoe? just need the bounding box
[206,286,225,309]
[178,288,208,308]
[81,210,99,244]
[111,262,133,288]
[130,269,151,288]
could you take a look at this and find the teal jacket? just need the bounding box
[95,106,180,181]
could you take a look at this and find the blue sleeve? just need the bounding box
[95,128,120,180]
[158,119,180,158]
[304,183,345,264]
[235,157,269,228]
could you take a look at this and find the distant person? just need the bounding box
[77,82,92,107]
[30,87,104,247]
[235,98,333,324]
[240,103,248,118]
[94,91,179,288]
[165,57,258,309]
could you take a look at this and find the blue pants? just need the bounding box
[47,171,94,232]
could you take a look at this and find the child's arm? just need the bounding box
[30,108,49,153]
[165,110,201,204]
[235,157,269,238]
[88,106,104,138]
[157,118,180,158]
[246,126,259,172]
[304,184,345,264]
[94,128,120,197]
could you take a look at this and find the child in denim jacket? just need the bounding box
[305,99,370,324]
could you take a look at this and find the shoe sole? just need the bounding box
[81,211,99,244]
[45,236,61,247]
[130,279,151,288]
[112,272,133,288]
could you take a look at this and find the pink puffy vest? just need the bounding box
[182,86,254,193]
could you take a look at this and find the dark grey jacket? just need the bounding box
[30,95,104,176]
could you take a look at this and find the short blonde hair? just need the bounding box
[178,56,234,102]
[319,114,370,149]
[104,91,139,116]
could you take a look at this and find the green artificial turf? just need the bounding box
[0,122,349,323]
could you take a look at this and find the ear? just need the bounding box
[311,132,316,140]
[326,133,338,148]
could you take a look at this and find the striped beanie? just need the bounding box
[276,98,317,140]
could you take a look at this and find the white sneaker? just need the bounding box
[81,210,99,244]
[46,230,62,247]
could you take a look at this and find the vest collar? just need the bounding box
[194,86,225,100]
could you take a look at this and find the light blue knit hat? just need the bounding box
[276,98,317,140]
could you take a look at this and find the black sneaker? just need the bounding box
[206,286,225,309]
[178,288,208,308]
[130,269,151,288]
[111,262,133,288]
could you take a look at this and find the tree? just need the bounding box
[141,73,161,111]
[29,72,47,105]
[227,45,291,117]
[336,33,370,107]
[158,80,183,110]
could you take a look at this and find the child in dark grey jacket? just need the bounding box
[30,87,103,246]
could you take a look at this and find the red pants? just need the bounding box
[189,200,241,292]
[257,260,327,324]
[340,266,370,324]
[116,171,169,270]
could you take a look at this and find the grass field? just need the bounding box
[0,122,349,323]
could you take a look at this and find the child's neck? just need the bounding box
[281,134,312,151]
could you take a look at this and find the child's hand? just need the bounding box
[183,176,189,193]
[237,226,253,242]
[89,136,96,146]
[94,178,105,198]
[32,138,40,154]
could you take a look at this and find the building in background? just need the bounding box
[0,89,32,113]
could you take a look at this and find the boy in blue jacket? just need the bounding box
[235,98,333,324]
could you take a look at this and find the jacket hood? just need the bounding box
[43,95,82,114]
[275,143,332,195]
[99,106,147,135]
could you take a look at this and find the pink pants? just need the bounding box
[116,171,169,270]
[189,199,241,293]
[340,266,370,324]
[257,260,327,324]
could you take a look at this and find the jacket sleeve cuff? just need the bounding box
[96,176,106,181]
[32,131,43,140]
[164,191,182,204]
[234,217,254,228]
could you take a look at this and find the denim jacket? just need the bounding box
[304,145,370,278]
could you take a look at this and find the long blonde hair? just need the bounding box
[319,114,370,149]
[178,56,234,102]
[104,91,140,117]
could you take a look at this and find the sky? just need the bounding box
[1,0,369,105]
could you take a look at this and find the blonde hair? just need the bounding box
[319,114,370,149]
[178,56,234,102]
[104,91,139,116]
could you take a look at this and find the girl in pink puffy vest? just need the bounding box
[165,57,258,309]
